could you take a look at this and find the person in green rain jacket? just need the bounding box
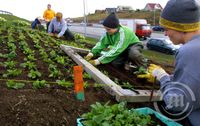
[85,13,146,70]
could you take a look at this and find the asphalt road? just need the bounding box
[69,25,105,39]
[68,25,167,39]
[68,25,168,49]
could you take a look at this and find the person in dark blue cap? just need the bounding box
[137,0,200,125]
[85,12,146,70]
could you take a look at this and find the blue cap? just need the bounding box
[160,0,200,32]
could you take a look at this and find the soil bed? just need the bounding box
[0,24,174,125]
[0,83,152,126]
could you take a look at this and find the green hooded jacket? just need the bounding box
[91,26,140,64]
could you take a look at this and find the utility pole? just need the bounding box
[154,9,156,26]
[83,0,87,36]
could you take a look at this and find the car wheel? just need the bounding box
[147,45,151,50]
[166,50,173,55]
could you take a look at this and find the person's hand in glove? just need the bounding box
[55,34,60,38]
[148,64,168,81]
[89,59,100,66]
[137,64,168,83]
[49,33,54,36]
[85,52,93,61]
[137,72,155,83]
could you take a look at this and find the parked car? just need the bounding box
[152,26,164,32]
[146,38,181,55]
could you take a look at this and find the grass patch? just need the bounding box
[72,11,161,26]
[0,14,29,22]
[142,49,174,64]
[85,37,98,42]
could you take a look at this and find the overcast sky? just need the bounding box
[0,0,168,21]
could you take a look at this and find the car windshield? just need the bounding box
[164,39,181,49]
[164,39,173,44]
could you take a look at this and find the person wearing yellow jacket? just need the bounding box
[43,4,55,32]
[85,13,146,70]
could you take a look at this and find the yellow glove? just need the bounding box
[49,33,54,36]
[137,72,155,83]
[148,64,168,81]
[85,52,93,61]
[56,35,60,38]
[89,59,100,66]
[137,64,168,83]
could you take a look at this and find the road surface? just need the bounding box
[68,25,167,39]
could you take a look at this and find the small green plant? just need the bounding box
[49,69,62,78]
[4,61,17,68]
[56,79,73,88]
[28,69,41,79]
[102,70,109,76]
[7,42,16,51]
[134,66,148,75]
[55,56,65,65]
[12,20,30,27]
[83,81,90,88]
[3,69,22,77]
[20,61,36,70]
[48,64,62,78]
[6,51,16,59]
[19,41,28,49]
[0,53,6,58]
[74,33,85,40]
[24,55,36,61]
[113,78,120,85]
[121,81,133,89]
[0,17,7,22]
[33,42,42,49]
[32,80,49,89]
[93,83,104,89]
[83,72,92,79]
[81,102,154,126]
[6,80,25,89]
[49,50,57,58]
[23,48,35,55]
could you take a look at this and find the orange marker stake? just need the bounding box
[73,66,85,101]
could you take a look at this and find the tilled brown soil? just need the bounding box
[0,27,174,126]
[0,83,153,126]
[0,83,110,126]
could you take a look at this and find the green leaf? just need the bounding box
[102,121,110,126]
[81,102,154,125]
[56,79,73,88]
[6,80,25,89]
[28,69,41,79]
[32,80,48,89]
[6,51,16,59]
[3,69,22,77]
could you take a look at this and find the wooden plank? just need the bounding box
[116,89,161,102]
[60,44,161,102]
[60,45,124,97]
[61,45,89,54]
